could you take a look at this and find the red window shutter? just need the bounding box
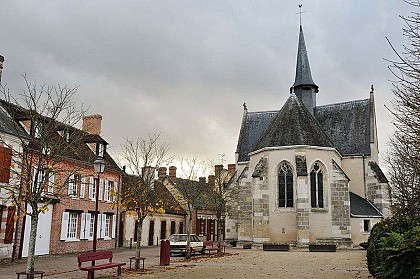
[0,146,12,183]
[4,206,16,244]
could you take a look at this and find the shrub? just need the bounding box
[367,217,420,278]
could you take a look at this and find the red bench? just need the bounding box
[203,241,225,255]
[77,251,126,279]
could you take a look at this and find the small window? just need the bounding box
[104,214,111,237]
[67,212,78,239]
[363,220,371,233]
[96,143,105,158]
[33,121,41,138]
[278,162,293,208]
[310,162,324,208]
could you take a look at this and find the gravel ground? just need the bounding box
[123,249,371,279]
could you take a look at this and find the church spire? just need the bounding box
[290,24,318,114]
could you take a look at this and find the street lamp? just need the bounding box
[93,157,105,252]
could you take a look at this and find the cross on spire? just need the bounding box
[296,4,306,26]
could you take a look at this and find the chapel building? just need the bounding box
[225,25,390,247]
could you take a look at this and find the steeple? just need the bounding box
[290,25,318,115]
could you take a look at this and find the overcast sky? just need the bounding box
[0,0,413,169]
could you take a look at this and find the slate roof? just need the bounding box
[236,110,278,162]
[291,25,318,90]
[0,105,29,138]
[315,99,371,156]
[0,99,121,172]
[350,192,383,218]
[236,98,372,162]
[254,94,334,152]
[368,161,388,183]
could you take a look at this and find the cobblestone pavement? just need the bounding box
[0,247,371,279]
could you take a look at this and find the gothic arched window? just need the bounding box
[310,162,324,208]
[278,162,293,208]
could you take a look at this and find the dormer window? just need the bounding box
[96,143,105,158]
[33,121,41,138]
[65,130,71,143]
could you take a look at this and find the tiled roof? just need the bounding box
[121,174,186,215]
[254,94,334,152]
[174,178,215,209]
[350,192,383,217]
[315,99,371,156]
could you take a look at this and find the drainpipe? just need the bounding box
[362,155,367,198]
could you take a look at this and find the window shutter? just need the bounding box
[104,180,109,202]
[80,213,87,239]
[98,179,103,201]
[86,213,92,240]
[96,214,102,238]
[0,146,12,183]
[48,173,55,193]
[60,212,69,240]
[112,215,116,239]
[100,214,106,238]
[113,182,118,202]
[89,177,94,200]
[80,177,86,198]
[4,206,16,244]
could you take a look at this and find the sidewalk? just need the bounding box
[0,246,162,279]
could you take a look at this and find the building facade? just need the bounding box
[226,25,390,248]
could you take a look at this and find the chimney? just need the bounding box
[208,175,215,188]
[169,166,177,180]
[228,164,236,175]
[158,167,167,179]
[0,55,4,84]
[215,164,223,177]
[199,177,206,184]
[82,114,102,135]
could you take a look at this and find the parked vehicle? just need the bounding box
[169,234,205,256]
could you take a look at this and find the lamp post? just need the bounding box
[93,157,105,252]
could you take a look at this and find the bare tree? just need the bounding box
[119,133,171,268]
[385,0,420,218]
[205,165,236,251]
[174,157,209,259]
[0,75,85,274]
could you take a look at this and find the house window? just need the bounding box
[104,214,111,238]
[363,220,371,233]
[67,174,78,196]
[33,121,41,138]
[0,146,12,184]
[105,181,113,202]
[161,221,167,240]
[310,162,324,208]
[33,167,44,191]
[170,221,176,235]
[67,212,78,239]
[278,162,293,208]
[179,222,184,234]
[47,170,55,193]
[65,130,71,143]
[96,143,105,158]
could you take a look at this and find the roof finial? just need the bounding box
[370,84,374,94]
[297,4,305,26]
[243,102,248,111]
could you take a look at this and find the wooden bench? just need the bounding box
[77,251,126,279]
[203,241,225,255]
[129,256,146,270]
[16,271,45,278]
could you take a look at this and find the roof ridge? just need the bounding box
[316,98,370,109]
